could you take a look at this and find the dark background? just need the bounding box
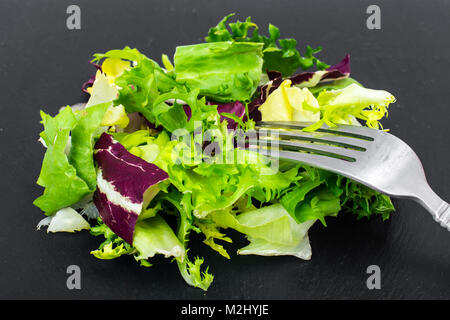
[0,0,449,299]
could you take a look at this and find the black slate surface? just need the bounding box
[0,0,449,299]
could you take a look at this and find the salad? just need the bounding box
[34,14,396,291]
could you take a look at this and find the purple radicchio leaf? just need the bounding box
[183,105,192,121]
[81,62,102,94]
[217,101,245,129]
[93,133,169,244]
[289,53,350,86]
[247,54,351,122]
[210,101,245,129]
[184,101,245,129]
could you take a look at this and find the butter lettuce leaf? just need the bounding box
[209,204,316,259]
[259,79,320,122]
[133,215,185,262]
[237,235,312,260]
[101,104,129,128]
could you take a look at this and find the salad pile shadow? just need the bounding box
[34,14,396,291]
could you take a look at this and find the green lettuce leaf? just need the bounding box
[174,41,263,102]
[34,107,92,215]
[69,102,110,190]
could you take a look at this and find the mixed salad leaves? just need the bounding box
[34,14,396,291]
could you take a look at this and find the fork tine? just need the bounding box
[249,138,361,162]
[323,124,380,138]
[251,129,370,150]
[249,146,356,175]
[256,121,378,140]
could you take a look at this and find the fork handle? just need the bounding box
[427,202,450,231]
[415,184,450,231]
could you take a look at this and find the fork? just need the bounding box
[247,121,450,231]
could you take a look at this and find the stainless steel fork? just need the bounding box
[248,121,450,231]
